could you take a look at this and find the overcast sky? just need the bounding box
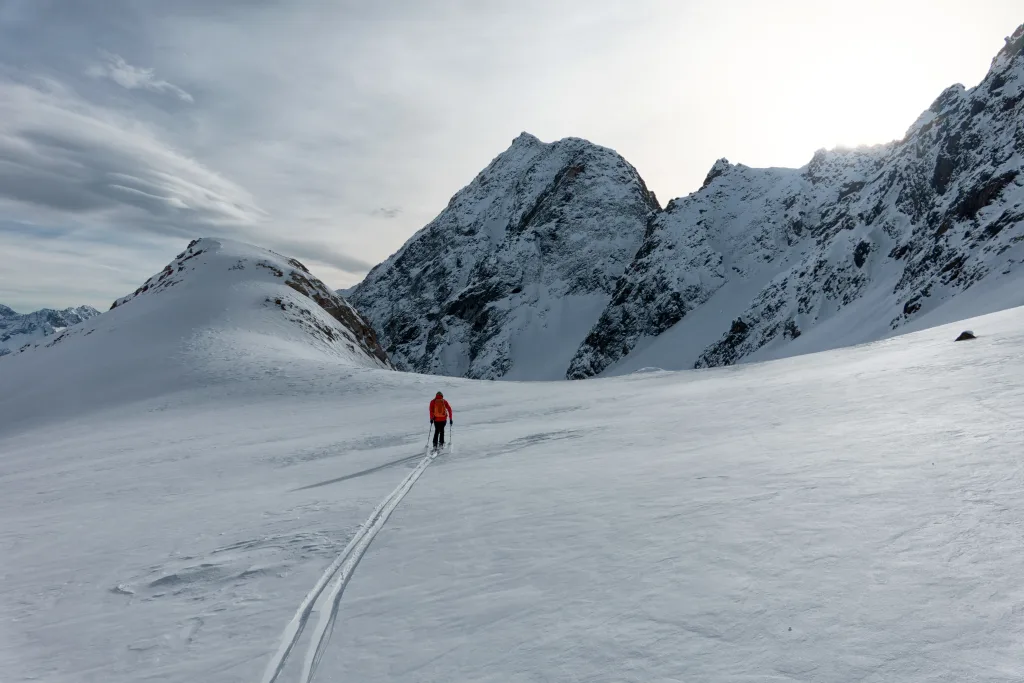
[0,0,1020,311]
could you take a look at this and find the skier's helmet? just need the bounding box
[436,391,443,397]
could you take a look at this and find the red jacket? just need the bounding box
[429,397,453,422]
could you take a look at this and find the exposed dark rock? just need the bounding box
[283,270,390,365]
[932,155,956,194]
[853,241,871,268]
[954,171,1018,220]
[701,158,732,189]
[838,181,866,201]
[694,318,750,369]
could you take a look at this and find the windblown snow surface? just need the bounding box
[3,270,1024,681]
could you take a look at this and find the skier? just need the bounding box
[429,391,453,452]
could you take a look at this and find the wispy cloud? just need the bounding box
[86,52,194,103]
[371,207,402,219]
[270,237,375,274]
[0,77,263,230]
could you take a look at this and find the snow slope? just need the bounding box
[0,238,391,433]
[3,293,1024,682]
[349,132,660,380]
[0,304,100,357]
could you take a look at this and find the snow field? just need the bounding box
[2,305,1024,681]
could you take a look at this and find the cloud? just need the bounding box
[0,224,180,311]
[86,52,194,103]
[0,70,377,308]
[268,237,375,274]
[370,207,402,219]
[0,77,264,232]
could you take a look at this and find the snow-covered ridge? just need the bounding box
[352,23,1024,379]
[0,304,100,357]
[110,238,391,368]
[573,22,1024,376]
[0,238,391,431]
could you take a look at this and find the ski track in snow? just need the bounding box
[261,447,440,683]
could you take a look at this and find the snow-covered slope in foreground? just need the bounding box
[3,307,1024,682]
[0,238,390,432]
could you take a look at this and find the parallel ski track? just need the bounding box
[261,448,438,683]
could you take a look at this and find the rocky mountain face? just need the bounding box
[354,24,1024,380]
[349,133,660,380]
[569,23,1024,376]
[0,304,100,357]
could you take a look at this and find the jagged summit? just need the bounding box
[511,131,542,147]
[992,23,1024,70]
[568,25,1024,376]
[350,133,659,380]
[701,158,733,188]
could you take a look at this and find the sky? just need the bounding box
[0,0,1021,312]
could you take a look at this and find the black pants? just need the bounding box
[432,420,447,447]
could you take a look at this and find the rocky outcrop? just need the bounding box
[278,259,390,366]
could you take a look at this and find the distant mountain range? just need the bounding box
[0,304,100,357]
[350,23,1024,380]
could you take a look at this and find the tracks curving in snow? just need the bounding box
[260,449,438,683]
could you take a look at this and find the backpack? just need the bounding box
[431,398,448,420]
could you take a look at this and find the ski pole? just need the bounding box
[425,422,433,451]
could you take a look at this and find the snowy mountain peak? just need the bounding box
[992,23,1024,71]
[511,131,543,148]
[701,157,733,188]
[929,83,967,115]
[350,133,660,379]
[109,237,391,367]
[0,238,391,428]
